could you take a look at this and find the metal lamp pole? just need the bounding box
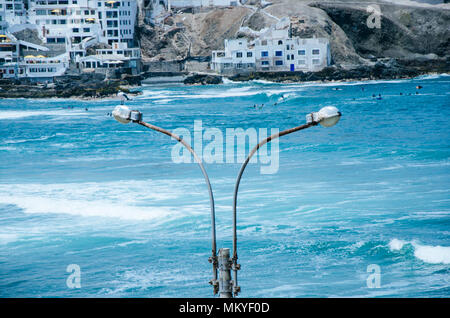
[112,105,220,295]
[230,106,342,297]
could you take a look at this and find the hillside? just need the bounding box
[137,0,450,71]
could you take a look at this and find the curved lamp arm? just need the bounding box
[231,122,317,296]
[112,106,218,295]
[231,106,341,297]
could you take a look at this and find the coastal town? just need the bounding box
[0,0,448,96]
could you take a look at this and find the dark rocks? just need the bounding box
[0,73,138,99]
[184,74,223,85]
[228,58,449,83]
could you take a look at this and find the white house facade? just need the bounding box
[0,52,69,80]
[0,0,27,32]
[211,38,255,74]
[76,41,141,74]
[212,34,331,74]
[166,0,238,9]
[27,0,137,53]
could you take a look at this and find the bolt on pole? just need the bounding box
[218,248,233,298]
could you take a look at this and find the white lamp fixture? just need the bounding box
[112,105,142,124]
[306,106,341,127]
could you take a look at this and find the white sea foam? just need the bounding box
[0,110,47,120]
[388,239,450,264]
[0,233,19,245]
[376,164,404,171]
[0,179,204,221]
[0,110,86,120]
[414,244,450,264]
[3,134,57,144]
[0,195,172,221]
[388,238,406,251]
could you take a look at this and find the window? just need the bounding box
[261,40,267,46]
[83,28,90,32]
[287,55,290,60]
[298,59,306,65]
[275,60,283,66]
[312,59,320,65]
[312,49,320,55]
[261,61,269,66]
[247,52,252,58]
[236,52,243,58]
[278,40,283,45]
[298,50,306,55]
[72,28,79,32]
[275,51,283,57]
[261,51,268,57]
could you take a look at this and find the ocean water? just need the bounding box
[0,75,449,298]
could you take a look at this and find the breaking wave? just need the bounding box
[389,238,450,264]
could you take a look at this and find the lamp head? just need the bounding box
[306,106,341,127]
[112,105,142,124]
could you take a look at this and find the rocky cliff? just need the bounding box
[138,0,450,71]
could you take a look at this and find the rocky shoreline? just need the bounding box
[186,58,450,85]
[1,58,448,99]
[0,73,142,100]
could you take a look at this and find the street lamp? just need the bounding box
[112,105,220,295]
[230,106,341,297]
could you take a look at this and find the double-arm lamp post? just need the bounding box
[112,105,341,298]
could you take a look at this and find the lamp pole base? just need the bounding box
[218,248,233,298]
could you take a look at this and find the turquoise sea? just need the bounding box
[0,75,449,297]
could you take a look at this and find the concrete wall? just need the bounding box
[169,0,237,8]
[143,60,184,72]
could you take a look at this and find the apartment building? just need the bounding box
[27,0,137,52]
[0,0,27,32]
[76,41,141,74]
[0,33,69,80]
[211,38,255,74]
[0,53,69,80]
[212,32,331,74]
[165,0,238,10]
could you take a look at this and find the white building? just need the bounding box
[0,33,51,63]
[0,34,70,81]
[1,48,69,81]
[211,38,255,73]
[0,0,27,32]
[0,0,140,80]
[212,31,331,74]
[27,0,137,54]
[165,0,238,10]
[96,0,137,46]
[76,41,140,73]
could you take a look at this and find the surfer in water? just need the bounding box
[118,91,131,105]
